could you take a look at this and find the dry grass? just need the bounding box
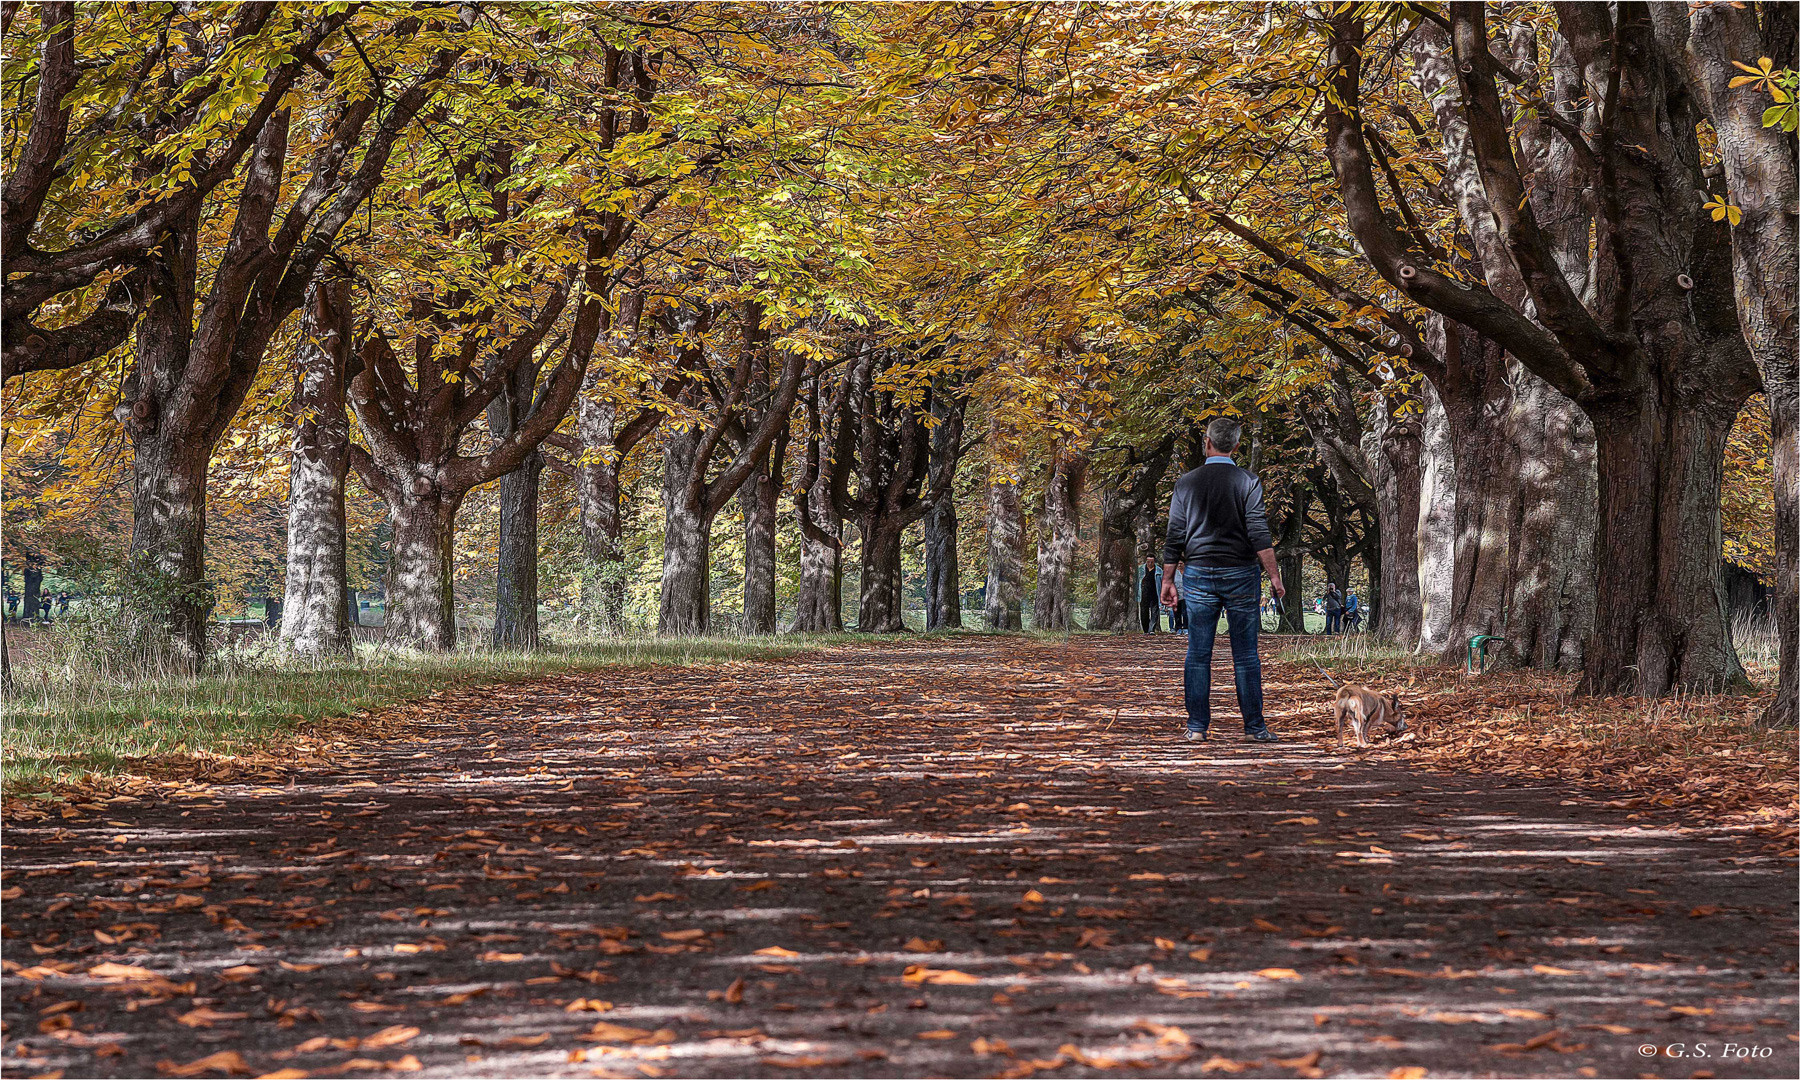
[1265,640,1796,851]
[2,634,867,792]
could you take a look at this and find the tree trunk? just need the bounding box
[1580,393,1750,695]
[658,427,711,636]
[923,492,960,631]
[1504,370,1596,670]
[280,275,352,658]
[1094,442,1173,633]
[1428,319,1596,671]
[1368,399,1423,646]
[1276,550,1306,633]
[127,431,212,667]
[124,208,211,670]
[1771,392,1799,724]
[983,472,1024,631]
[1093,486,1137,632]
[575,397,628,635]
[857,520,906,633]
[793,466,843,633]
[489,351,543,649]
[1032,452,1084,631]
[740,466,779,635]
[1681,0,1799,723]
[383,491,459,651]
[21,567,41,624]
[492,450,541,649]
[1416,380,1458,655]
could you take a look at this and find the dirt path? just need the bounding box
[4,636,1795,1079]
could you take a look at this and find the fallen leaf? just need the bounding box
[902,965,980,985]
[1198,1055,1254,1073]
[753,946,800,958]
[1256,967,1301,980]
[360,1026,419,1050]
[178,1007,250,1028]
[158,1051,252,1077]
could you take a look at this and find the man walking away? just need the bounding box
[1161,417,1285,742]
[1324,583,1344,634]
[1139,556,1161,633]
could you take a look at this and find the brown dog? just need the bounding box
[1333,685,1406,748]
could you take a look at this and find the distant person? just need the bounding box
[55,592,70,616]
[1324,583,1344,634]
[1170,560,1189,634]
[1160,416,1285,743]
[38,594,52,622]
[1343,591,1362,633]
[1139,556,1161,633]
[4,591,16,621]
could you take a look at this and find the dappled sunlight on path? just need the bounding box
[4,636,1794,1078]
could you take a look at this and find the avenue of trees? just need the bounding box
[3,2,1792,723]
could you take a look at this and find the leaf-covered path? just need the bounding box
[4,637,1795,1079]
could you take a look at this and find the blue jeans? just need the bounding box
[1182,564,1267,735]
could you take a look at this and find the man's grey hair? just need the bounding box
[1205,416,1243,456]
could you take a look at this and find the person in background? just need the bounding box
[38,594,53,622]
[1170,561,1189,634]
[1343,590,1362,633]
[1139,555,1161,633]
[1324,582,1344,634]
[4,591,16,622]
[55,592,70,616]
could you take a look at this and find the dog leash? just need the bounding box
[1315,663,1341,688]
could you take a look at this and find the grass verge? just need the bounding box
[2,634,865,793]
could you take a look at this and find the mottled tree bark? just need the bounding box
[656,300,806,637]
[857,522,907,633]
[280,274,353,657]
[792,376,847,633]
[382,491,461,651]
[1366,398,1423,645]
[1092,440,1173,632]
[1331,8,1759,694]
[1272,479,1309,634]
[1683,1,1800,722]
[492,452,541,648]
[923,500,959,632]
[984,471,1024,631]
[1415,379,1457,655]
[491,357,543,649]
[574,397,628,634]
[21,566,42,624]
[738,432,783,635]
[123,204,214,667]
[659,425,712,636]
[1032,450,1085,631]
[922,394,963,632]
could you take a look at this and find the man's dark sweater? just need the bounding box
[1161,460,1273,568]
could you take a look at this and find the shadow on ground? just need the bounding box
[4,636,1795,1078]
